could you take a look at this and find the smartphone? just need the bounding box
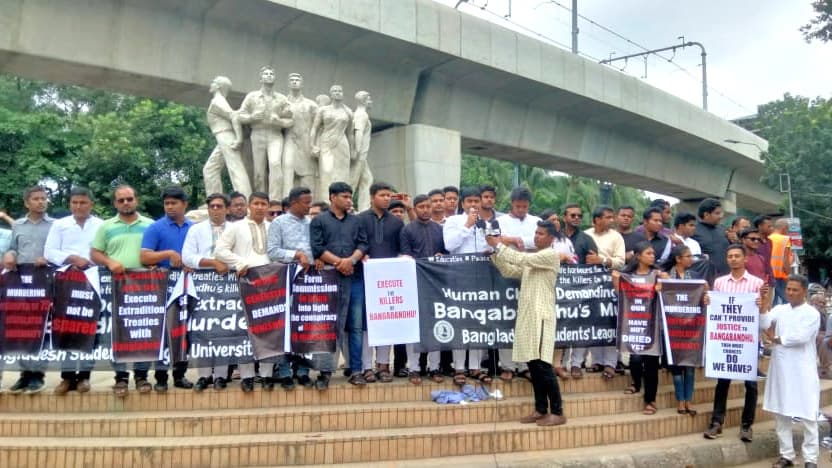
[391,193,405,201]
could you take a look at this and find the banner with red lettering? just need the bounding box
[616,272,661,356]
[658,279,707,366]
[111,269,167,363]
[0,264,52,354]
[364,258,420,347]
[51,267,101,353]
[238,263,289,360]
[705,291,759,381]
[289,266,338,353]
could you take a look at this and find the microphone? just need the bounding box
[488,219,501,237]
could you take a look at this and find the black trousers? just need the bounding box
[641,355,660,405]
[393,344,407,373]
[527,359,563,415]
[711,378,758,428]
[629,354,643,391]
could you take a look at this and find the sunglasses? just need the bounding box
[745,237,762,242]
[567,213,583,218]
[116,197,135,204]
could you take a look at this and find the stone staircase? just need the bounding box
[0,365,828,467]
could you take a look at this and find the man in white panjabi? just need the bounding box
[761,274,821,468]
[350,91,373,211]
[214,191,273,393]
[282,73,318,198]
[310,85,354,202]
[238,66,294,200]
[203,76,251,198]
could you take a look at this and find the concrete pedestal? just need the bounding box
[368,124,461,197]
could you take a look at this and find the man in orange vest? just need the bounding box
[769,218,793,305]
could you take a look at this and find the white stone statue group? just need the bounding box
[203,66,374,206]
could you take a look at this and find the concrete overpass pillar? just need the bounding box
[676,191,737,218]
[368,124,461,197]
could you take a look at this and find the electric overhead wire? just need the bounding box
[536,0,754,114]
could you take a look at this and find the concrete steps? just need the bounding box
[0,359,806,467]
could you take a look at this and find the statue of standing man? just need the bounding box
[311,85,354,202]
[351,91,374,211]
[203,76,252,198]
[282,73,318,198]
[237,66,294,201]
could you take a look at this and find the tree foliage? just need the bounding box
[752,94,832,259]
[0,75,213,219]
[461,154,652,228]
[801,0,832,43]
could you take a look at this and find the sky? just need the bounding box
[433,0,832,120]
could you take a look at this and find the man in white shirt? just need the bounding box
[44,187,103,395]
[215,191,272,392]
[443,187,492,386]
[761,275,821,468]
[495,187,541,381]
[673,213,702,257]
[579,206,626,379]
[182,193,231,392]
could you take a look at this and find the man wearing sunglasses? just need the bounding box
[561,204,597,265]
[740,228,774,285]
[90,185,155,398]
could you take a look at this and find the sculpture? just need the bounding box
[282,73,319,198]
[203,76,252,197]
[351,91,374,210]
[237,66,293,201]
[310,85,354,202]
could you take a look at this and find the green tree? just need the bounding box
[801,0,832,43]
[752,94,832,259]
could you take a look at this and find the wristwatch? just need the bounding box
[351,257,358,266]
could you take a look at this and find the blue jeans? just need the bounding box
[774,279,787,305]
[671,366,695,401]
[322,275,364,374]
[276,355,310,379]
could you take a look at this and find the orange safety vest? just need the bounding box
[769,233,792,279]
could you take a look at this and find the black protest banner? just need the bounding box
[111,269,167,363]
[238,263,288,360]
[187,269,254,367]
[416,254,518,351]
[0,264,52,354]
[51,268,101,353]
[555,264,617,348]
[290,266,339,354]
[165,271,196,364]
[616,272,662,356]
[659,279,707,366]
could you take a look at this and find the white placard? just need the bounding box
[704,291,759,381]
[364,257,420,346]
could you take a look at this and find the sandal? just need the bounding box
[362,369,377,383]
[570,366,583,379]
[408,371,422,385]
[135,378,152,394]
[429,370,444,384]
[470,370,492,384]
[643,403,657,415]
[453,372,467,387]
[602,366,616,380]
[376,366,394,383]
[112,381,128,398]
[499,368,514,382]
[684,404,697,416]
[516,369,533,382]
[623,385,638,395]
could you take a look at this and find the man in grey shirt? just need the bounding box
[267,186,314,390]
[2,186,53,394]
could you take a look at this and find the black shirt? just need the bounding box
[400,220,447,258]
[357,209,403,259]
[692,220,729,275]
[310,209,369,276]
[566,229,598,264]
[620,231,642,254]
[631,231,670,266]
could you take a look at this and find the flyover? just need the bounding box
[0,0,780,212]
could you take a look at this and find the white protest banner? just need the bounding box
[705,291,759,381]
[364,257,420,346]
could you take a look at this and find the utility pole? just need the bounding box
[599,38,708,111]
[571,0,578,54]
